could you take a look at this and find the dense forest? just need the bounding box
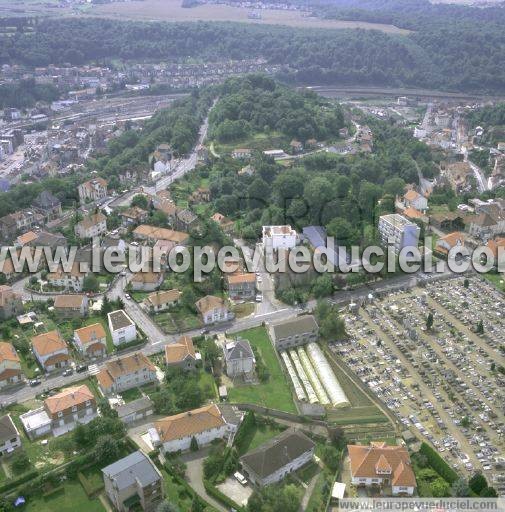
[0,79,59,109]
[208,75,345,143]
[1,14,504,93]
[467,103,505,129]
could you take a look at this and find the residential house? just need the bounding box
[107,310,137,347]
[0,286,23,320]
[238,165,255,177]
[466,211,505,241]
[33,190,62,220]
[20,384,97,439]
[130,271,163,292]
[150,404,241,453]
[262,225,298,251]
[290,139,303,153]
[0,342,22,389]
[144,289,181,313]
[28,230,67,250]
[102,450,164,512]
[269,315,319,351]
[0,210,43,242]
[164,335,197,371]
[31,330,70,372]
[378,214,420,255]
[46,262,87,292]
[240,429,315,487]
[0,414,21,455]
[195,295,232,325]
[96,352,157,395]
[175,208,198,232]
[75,212,107,239]
[133,225,189,245]
[430,212,466,232]
[119,207,148,227]
[348,442,417,496]
[78,177,108,205]
[487,237,505,265]
[211,212,234,233]
[74,322,107,358]
[435,232,466,257]
[226,273,256,300]
[223,338,255,378]
[231,148,252,159]
[53,294,89,319]
[15,231,39,247]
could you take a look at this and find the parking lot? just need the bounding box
[329,275,504,493]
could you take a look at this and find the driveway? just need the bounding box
[181,448,227,512]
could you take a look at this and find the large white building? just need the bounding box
[378,214,420,255]
[150,404,242,454]
[107,310,137,347]
[262,225,297,251]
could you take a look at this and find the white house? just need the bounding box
[73,323,107,358]
[31,330,71,372]
[240,429,315,487]
[223,338,255,378]
[78,177,108,205]
[107,310,137,347]
[348,442,417,496]
[0,414,21,455]
[262,225,297,251]
[403,190,428,213]
[74,212,107,239]
[96,352,157,395]
[150,404,240,454]
[0,342,22,389]
[195,295,232,325]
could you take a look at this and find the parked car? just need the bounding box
[29,379,42,387]
[62,368,73,377]
[76,364,88,373]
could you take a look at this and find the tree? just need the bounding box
[191,498,204,512]
[82,274,99,293]
[11,451,30,474]
[469,472,488,495]
[476,320,484,335]
[131,194,149,209]
[431,478,451,497]
[157,501,181,512]
[463,278,469,288]
[460,416,470,428]
[426,312,434,331]
[94,435,121,465]
[451,478,470,497]
[480,486,498,497]
[312,275,333,298]
[190,436,199,452]
[101,295,113,316]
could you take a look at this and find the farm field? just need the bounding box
[88,0,411,34]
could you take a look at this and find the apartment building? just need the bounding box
[378,214,420,255]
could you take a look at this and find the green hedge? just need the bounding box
[233,411,256,454]
[77,471,104,497]
[203,478,245,512]
[419,443,459,484]
[0,469,39,494]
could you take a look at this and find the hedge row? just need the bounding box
[0,469,39,494]
[419,442,459,484]
[77,471,104,497]
[203,478,245,512]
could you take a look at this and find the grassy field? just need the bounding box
[87,0,410,34]
[23,478,105,512]
[228,327,297,414]
[327,405,389,425]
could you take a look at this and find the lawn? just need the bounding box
[197,370,218,400]
[483,271,505,292]
[228,327,297,414]
[213,130,289,155]
[119,386,143,403]
[23,478,105,512]
[327,405,389,426]
[245,423,285,453]
[154,308,202,334]
[231,302,255,318]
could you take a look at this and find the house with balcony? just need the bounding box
[74,322,107,358]
[0,342,22,389]
[31,330,70,372]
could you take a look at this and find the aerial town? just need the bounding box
[0,1,504,511]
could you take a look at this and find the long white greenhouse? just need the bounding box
[296,346,330,405]
[289,349,319,404]
[306,342,350,408]
[280,351,307,402]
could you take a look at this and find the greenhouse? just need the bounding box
[289,349,318,404]
[297,346,330,405]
